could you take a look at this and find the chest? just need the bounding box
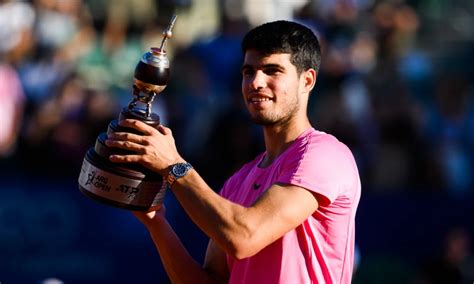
[228,164,282,206]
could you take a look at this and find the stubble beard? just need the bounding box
[249,99,300,126]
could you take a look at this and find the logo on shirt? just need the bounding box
[253,183,261,190]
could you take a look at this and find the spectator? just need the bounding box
[0,0,34,158]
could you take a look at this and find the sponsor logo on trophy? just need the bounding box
[78,15,177,211]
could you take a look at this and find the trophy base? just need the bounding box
[78,186,155,211]
[78,149,166,211]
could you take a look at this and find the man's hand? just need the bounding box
[133,205,166,228]
[105,119,185,176]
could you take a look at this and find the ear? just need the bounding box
[301,68,317,93]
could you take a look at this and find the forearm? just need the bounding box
[170,169,319,259]
[170,169,257,257]
[145,218,220,284]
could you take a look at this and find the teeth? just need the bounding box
[251,98,271,102]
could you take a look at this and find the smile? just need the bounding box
[250,97,272,102]
[248,93,275,104]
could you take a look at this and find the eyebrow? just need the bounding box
[241,63,285,72]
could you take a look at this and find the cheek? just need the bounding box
[241,78,249,93]
[278,81,299,103]
[274,81,290,96]
[241,84,248,100]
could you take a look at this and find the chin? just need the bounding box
[251,116,277,125]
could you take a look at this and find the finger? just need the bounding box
[132,210,156,226]
[107,131,144,144]
[157,124,172,135]
[118,119,158,136]
[146,204,163,212]
[105,139,145,153]
[109,154,142,163]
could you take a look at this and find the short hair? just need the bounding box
[241,20,322,74]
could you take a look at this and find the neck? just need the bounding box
[260,116,312,167]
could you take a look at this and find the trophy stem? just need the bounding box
[146,92,157,117]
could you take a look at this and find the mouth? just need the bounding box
[247,94,274,105]
[250,97,272,103]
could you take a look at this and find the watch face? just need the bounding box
[172,163,190,177]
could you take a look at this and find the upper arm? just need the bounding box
[235,183,319,258]
[203,239,229,284]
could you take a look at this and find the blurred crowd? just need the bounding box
[2,0,473,194]
[1,0,474,283]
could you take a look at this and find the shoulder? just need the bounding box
[304,129,357,177]
[287,128,354,165]
[279,128,360,203]
[310,130,353,158]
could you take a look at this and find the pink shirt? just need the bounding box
[0,64,25,147]
[220,128,361,284]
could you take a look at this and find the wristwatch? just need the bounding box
[165,162,193,188]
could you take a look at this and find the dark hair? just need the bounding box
[241,20,322,74]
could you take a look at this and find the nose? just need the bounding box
[249,70,266,90]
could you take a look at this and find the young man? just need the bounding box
[106,20,361,284]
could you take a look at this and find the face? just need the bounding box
[241,50,305,126]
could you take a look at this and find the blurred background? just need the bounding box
[1,0,473,283]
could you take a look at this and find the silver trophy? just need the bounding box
[78,15,177,211]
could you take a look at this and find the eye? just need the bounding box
[264,67,282,75]
[242,68,255,77]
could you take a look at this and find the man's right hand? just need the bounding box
[105,119,185,177]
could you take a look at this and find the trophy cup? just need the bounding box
[78,15,177,211]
